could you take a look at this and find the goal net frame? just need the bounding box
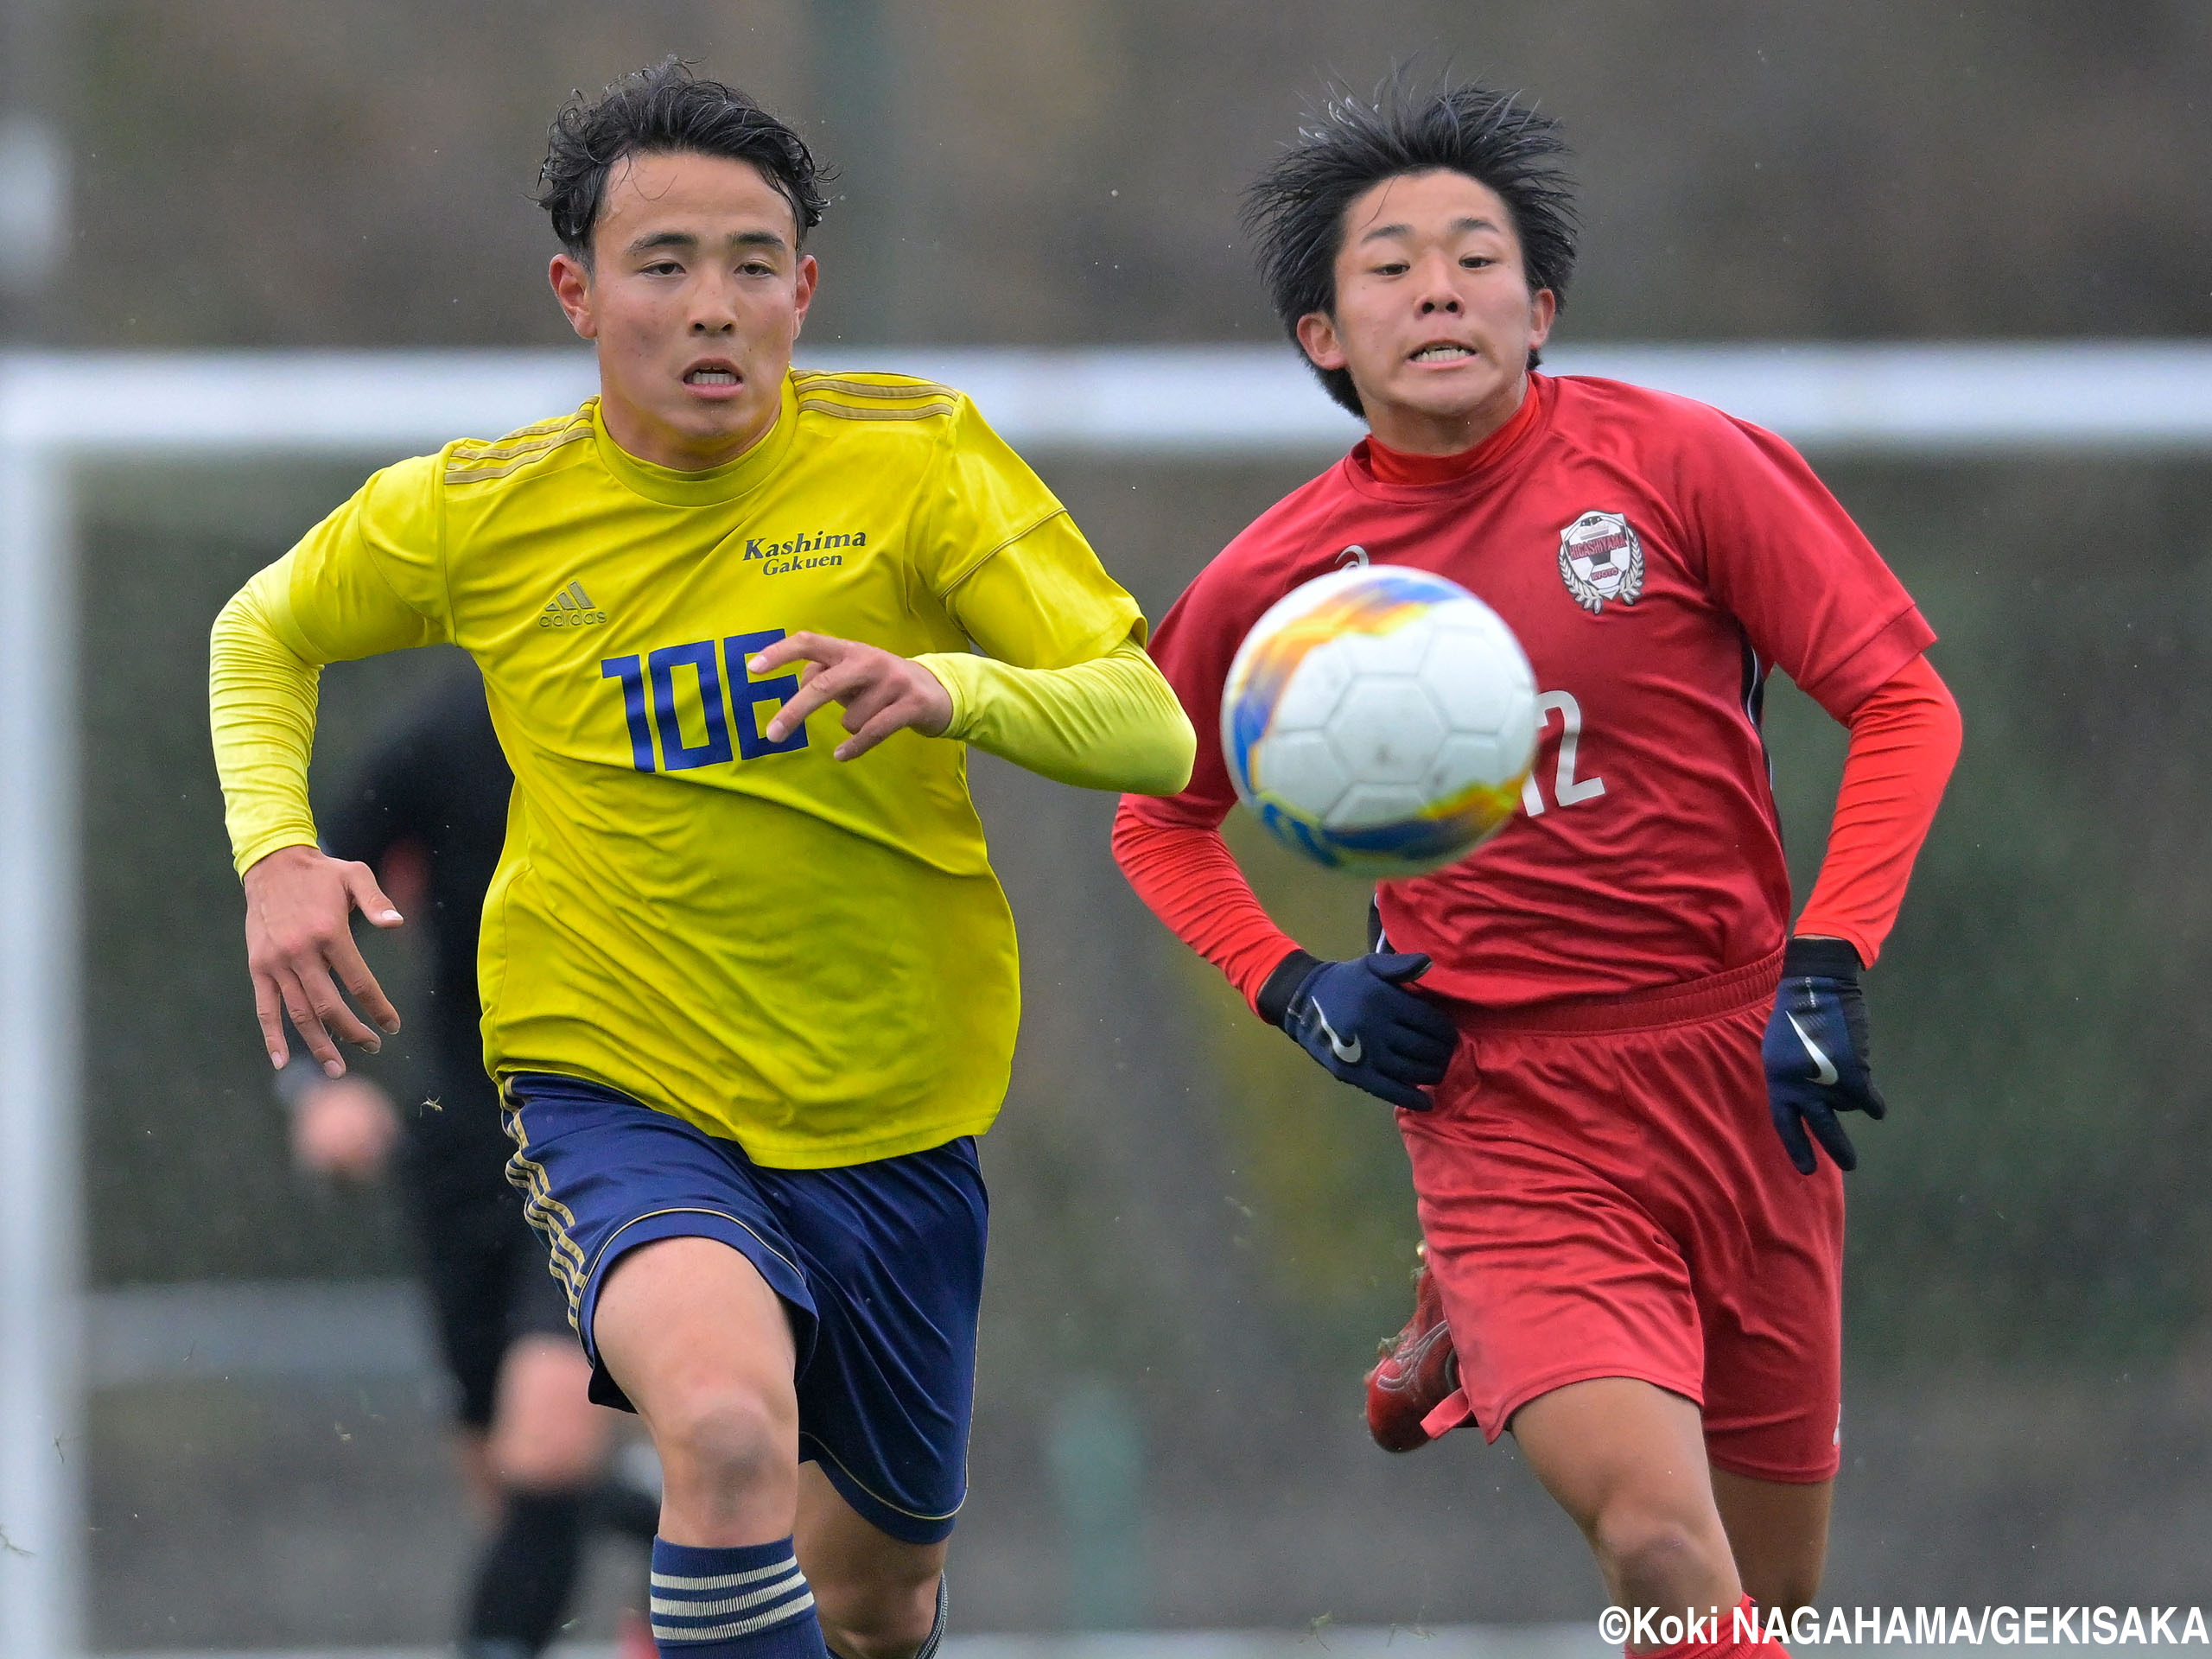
[3,339,2209,1656]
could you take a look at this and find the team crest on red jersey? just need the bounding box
[1558,511,1645,614]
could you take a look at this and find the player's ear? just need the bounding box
[1527,288,1556,353]
[550,252,598,341]
[1296,311,1349,372]
[792,253,818,335]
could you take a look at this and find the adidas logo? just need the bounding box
[539,580,608,629]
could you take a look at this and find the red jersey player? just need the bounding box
[1115,81,1961,1646]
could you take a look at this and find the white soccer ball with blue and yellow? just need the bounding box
[1222,565,1539,876]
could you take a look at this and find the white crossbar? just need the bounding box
[5,340,2212,457]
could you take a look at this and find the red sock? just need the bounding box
[1630,1595,1790,1659]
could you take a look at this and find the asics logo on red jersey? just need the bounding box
[1314,1007,1363,1065]
[1558,510,1645,613]
[541,581,607,628]
[1787,1012,1840,1085]
[1336,543,1370,569]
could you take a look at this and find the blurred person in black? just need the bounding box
[278,660,656,1659]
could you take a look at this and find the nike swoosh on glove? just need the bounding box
[1764,936,1887,1174]
[1257,950,1459,1112]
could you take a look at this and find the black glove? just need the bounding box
[1763,937,1887,1174]
[1258,950,1459,1112]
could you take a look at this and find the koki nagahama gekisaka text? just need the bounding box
[1597,1605,2212,1647]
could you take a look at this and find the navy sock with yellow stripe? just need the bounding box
[651,1536,829,1658]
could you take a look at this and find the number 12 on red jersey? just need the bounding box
[1521,689,1605,817]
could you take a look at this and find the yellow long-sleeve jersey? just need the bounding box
[210,372,1194,1167]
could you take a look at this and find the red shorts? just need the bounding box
[1398,948,1844,1484]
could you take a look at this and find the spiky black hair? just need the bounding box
[1243,73,1579,416]
[537,57,830,258]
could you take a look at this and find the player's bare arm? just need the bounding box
[241,843,404,1076]
[750,632,954,760]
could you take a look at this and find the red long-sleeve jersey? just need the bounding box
[1117,372,1959,1010]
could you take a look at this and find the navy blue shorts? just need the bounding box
[499,1072,988,1545]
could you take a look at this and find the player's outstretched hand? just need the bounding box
[1269,951,1459,1112]
[749,632,954,761]
[1763,936,1887,1175]
[243,843,404,1078]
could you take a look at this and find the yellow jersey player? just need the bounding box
[208,60,1194,1659]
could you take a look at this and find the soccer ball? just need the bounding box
[1221,565,1539,876]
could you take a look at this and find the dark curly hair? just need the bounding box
[1243,73,1578,416]
[537,58,830,259]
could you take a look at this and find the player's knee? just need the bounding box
[1742,1557,1822,1617]
[651,1386,791,1500]
[814,1571,939,1659]
[1592,1503,1725,1605]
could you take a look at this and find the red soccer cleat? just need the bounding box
[1364,1242,1465,1452]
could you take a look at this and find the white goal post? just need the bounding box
[3,339,2211,1656]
